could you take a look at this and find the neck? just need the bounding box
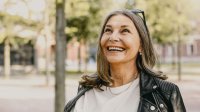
[110,61,138,87]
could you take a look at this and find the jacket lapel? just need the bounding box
[139,71,157,96]
[137,72,159,112]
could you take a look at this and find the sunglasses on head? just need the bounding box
[131,9,150,36]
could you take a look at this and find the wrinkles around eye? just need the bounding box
[104,28,112,33]
[123,29,130,32]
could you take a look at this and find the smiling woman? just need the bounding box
[100,14,141,67]
[64,9,186,112]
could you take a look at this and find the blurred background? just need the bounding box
[0,0,200,112]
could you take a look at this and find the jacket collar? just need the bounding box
[77,71,158,96]
[139,71,158,96]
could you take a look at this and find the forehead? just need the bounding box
[105,14,135,27]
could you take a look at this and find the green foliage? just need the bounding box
[0,11,41,45]
[0,12,39,27]
[65,0,126,43]
[127,0,192,44]
[65,0,90,18]
[66,16,90,41]
[0,32,6,43]
[65,0,102,43]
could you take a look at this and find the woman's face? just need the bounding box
[100,14,141,64]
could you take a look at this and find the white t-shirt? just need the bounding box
[74,77,140,112]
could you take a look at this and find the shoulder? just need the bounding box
[64,86,93,112]
[149,75,186,111]
[140,71,186,111]
[153,76,180,96]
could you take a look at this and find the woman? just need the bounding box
[64,9,186,112]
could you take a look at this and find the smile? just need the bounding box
[107,46,125,52]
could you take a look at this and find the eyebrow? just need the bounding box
[105,24,130,28]
[105,25,112,28]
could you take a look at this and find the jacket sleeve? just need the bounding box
[170,85,186,112]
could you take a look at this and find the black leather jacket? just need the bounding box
[64,72,186,112]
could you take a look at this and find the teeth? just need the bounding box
[108,47,124,51]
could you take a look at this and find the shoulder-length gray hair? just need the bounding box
[80,9,167,90]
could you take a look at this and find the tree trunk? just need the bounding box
[44,0,51,86]
[177,26,182,81]
[78,44,81,73]
[34,39,39,74]
[171,43,176,70]
[4,38,10,79]
[45,36,50,85]
[55,0,66,112]
[84,41,89,73]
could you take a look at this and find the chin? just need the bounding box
[106,57,124,64]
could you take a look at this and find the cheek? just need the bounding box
[100,36,107,47]
[100,39,103,47]
[100,39,107,56]
[127,38,141,50]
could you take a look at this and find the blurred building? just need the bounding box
[0,42,34,66]
[157,34,200,63]
[34,34,89,71]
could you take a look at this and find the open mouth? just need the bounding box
[107,46,125,52]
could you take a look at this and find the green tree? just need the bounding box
[0,2,39,78]
[129,0,191,44]
[65,0,101,72]
[43,0,55,85]
[126,0,192,69]
[66,0,124,72]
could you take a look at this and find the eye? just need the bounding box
[104,28,112,33]
[121,29,130,33]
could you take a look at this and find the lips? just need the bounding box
[107,46,125,52]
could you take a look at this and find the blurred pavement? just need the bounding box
[0,73,200,112]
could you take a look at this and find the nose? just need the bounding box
[109,31,120,42]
